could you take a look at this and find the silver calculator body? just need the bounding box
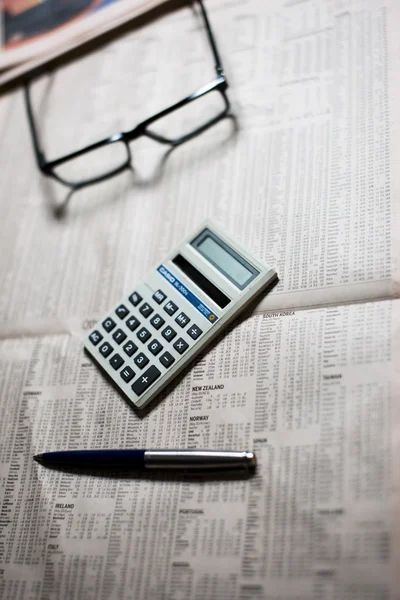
[84,220,277,409]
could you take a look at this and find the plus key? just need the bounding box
[131,365,161,396]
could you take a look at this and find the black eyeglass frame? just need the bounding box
[24,0,230,192]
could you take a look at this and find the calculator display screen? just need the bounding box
[191,229,259,290]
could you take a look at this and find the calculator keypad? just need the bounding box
[87,279,211,407]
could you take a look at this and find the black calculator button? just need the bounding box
[131,365,161,396]
[137,327,151,343]
[126,316,140,332]
[110,354,124,370]
[129,292,142,306]
[102,318,116,333]
[134,353,149,369]
[89,331,103,345]
[150,314,165,330]
[173,338,189,354]
[112,329,127,345]
[188,325,203,340]
[159,351,175,368]
[152,289,167,304]
[164,301,178,316]
[99,342,113,357]
[162,326,177,342]
[123,340,138,357]
[139,303,154,318]
[120,366,135,383]
[115,304,129,319]
[148,339,163,356]
[175,312,190,328]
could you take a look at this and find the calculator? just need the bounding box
[84,220,277,409]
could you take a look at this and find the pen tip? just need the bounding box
[34,454,44,464]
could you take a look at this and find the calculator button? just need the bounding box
[150,314,165,330]
[123,340,138,357]
[129,292,142,307]
[131,365,161,396]
[99,342,113,357]
[164,301,178,316]
[112,329,127,345]
[89,331,103,345]
[126,316,140,332]
[120,366,135,383]
[152,289,167,304]
[162,326,177,342]
[173,338,189,354]
[188,325,203,340]
[134,353,149,369]
[148,339,163,356]
[115,304,129,319]
[102,318,116,333]
[175,312,190,328]
[137,327,151,343]
[139,303,154,318]
[110,354,124,370]
[159,351,175,368]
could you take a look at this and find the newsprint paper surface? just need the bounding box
[1,0,400,598]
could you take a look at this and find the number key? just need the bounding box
[150,314,165,330]
[134,353,149,369]
[162,326,177,342]
[123,340,138,357]
[112,329,127,345]
[99,342,113,357]
[137,327,151,343]
[126,316,140,332]
[148,339,163,356]
[140,303,154,318]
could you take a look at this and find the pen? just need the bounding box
[33,449,257,473]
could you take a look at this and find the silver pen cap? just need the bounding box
[144,450,257,472]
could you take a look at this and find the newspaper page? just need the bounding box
[1,300,400,598]
[1,0,400,598]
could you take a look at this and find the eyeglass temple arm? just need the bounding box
[197,0,225,77]
[24,84,47,169]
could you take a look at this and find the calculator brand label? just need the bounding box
[157,265,218,323]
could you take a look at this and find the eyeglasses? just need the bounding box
[24,0,230,195]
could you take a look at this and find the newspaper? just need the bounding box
[0,0,169,74]
[1,0,400,598]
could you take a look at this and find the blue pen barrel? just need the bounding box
[38,449,146,467]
